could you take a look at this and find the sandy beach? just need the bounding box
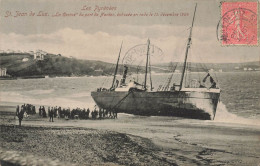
[0,105,259,166]
[1,0,260,165]
[1,125,167,166]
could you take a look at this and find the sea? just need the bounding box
[0,71,259,126]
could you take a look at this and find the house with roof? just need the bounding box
[0,68,7,77]
[34,50,47,60]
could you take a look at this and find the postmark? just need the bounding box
[122,42,163,66]
[217,2,258,46]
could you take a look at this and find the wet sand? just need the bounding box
[0,105,260,166]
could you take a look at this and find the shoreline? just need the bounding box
[0,70,259,81]
[0,105,259,166]
[1,101,260,128]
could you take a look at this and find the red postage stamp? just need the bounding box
[221,2,258,46]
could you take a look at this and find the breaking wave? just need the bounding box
[68,92,91,98]
[27,89,55,95]
[214,102,260,126]
[0,91,95,109]
[1,92,259,127]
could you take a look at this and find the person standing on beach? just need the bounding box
[108,109,112,118]
[16,105,19,116]
[99,108,102,119]
[39,106,42,117]
[49,107,54,122]
[82,108,86,119]
[17,106,24,127]
[91,111,94,119]
[86,108,90,119]
[49,107,52,121]
[102,109,105,118]
[42,106,47,118]
[94,108,98,119]
[48,107,50,117]
[54,106,57,118]
[105,109,108,117]
[32,106,36,114]
[58,107,61,118]
[114,109,118,119]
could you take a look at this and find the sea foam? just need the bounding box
[214,102,260,126]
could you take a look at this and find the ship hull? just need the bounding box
[91,90,220,120]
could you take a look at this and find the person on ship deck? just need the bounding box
[202,73,217,89]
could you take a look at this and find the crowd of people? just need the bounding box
[16,104,118,126]
[16,104,37,126]
[38,105,118,122]
[22,104,36,115]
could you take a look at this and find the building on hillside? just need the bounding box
[6,49,14,54]
[0,68,7,77]
[22,58,29,62]
[209,69,214,72]
[34,50,47,60]
[93,69,103,76]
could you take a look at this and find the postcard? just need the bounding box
[0,0,259,165]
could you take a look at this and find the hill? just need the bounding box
[154,61,260,72]
[0,53,116,77]
[0,53,259,77]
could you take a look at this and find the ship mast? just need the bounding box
[179,4,197,90]
[111,41,123,89]
[144,39,150,91]
[149,53,153,91]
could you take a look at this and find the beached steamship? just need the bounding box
[91,4,220,120]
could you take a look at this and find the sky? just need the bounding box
[0,0,259,63]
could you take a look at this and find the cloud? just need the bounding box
[0,25,259,63]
